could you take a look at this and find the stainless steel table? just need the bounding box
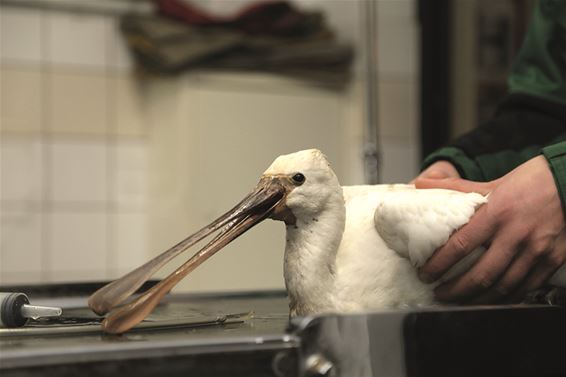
[1,282,565,377]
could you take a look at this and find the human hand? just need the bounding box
[410,160,460,184]
[415,155,566,303]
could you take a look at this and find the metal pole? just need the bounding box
[362,0,381,184]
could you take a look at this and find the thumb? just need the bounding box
[426,170,452,179]
[409,168,455,184]
[414,177,496,195]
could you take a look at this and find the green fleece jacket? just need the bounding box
[422,0,566,215]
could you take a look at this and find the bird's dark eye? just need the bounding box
[292,173,306,185]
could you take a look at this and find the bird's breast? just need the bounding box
[333,193,434,311]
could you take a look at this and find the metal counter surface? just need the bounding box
[0,291,297,376]
[2,286,566,377]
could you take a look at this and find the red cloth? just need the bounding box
[154,0,310,36]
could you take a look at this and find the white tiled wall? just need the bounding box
[0,1,420,292]
[113,140,149,210]
[47,211,108,280]
[376,0,420,182]
[46,13,109,68]
[0,67,43,133]
[1,138,43,202]
[376,0,419,78]
[49,140,108,203]
[0,7,43,64]
[110,212,148,276]
[0,5,148,285]
[0,210,43,283]
[48,71,109,135]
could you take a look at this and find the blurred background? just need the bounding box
[0,0,534,292]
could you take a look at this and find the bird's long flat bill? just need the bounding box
[90,176,289,334]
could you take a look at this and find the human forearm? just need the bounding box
[421,94,566,181]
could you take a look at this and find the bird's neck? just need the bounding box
[283,191,345,315]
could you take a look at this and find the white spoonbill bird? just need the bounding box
[89,149,566,333]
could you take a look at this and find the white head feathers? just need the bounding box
[263,149,332,176]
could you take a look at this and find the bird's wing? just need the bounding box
[373,187,487,269]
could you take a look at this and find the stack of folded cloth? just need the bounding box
[121,0,354,87]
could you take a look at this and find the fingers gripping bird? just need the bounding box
[89,149,566,333]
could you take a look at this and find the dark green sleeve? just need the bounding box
[422,147,485,181]
[508,0,566,106]
[422,135,566,182]
[422,138,566,220]
[422,0,566,180]
[543,141,566,217]
[421,94,566,181]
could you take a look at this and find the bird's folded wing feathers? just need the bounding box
[374,188,487,268]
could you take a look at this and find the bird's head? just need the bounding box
[88,149,340,333]
[263,149,341,224]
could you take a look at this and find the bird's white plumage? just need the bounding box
[265,149,564,316]
[334,184,487,313]
[373,186,486,267]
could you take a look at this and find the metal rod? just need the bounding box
[362,0,381,184]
